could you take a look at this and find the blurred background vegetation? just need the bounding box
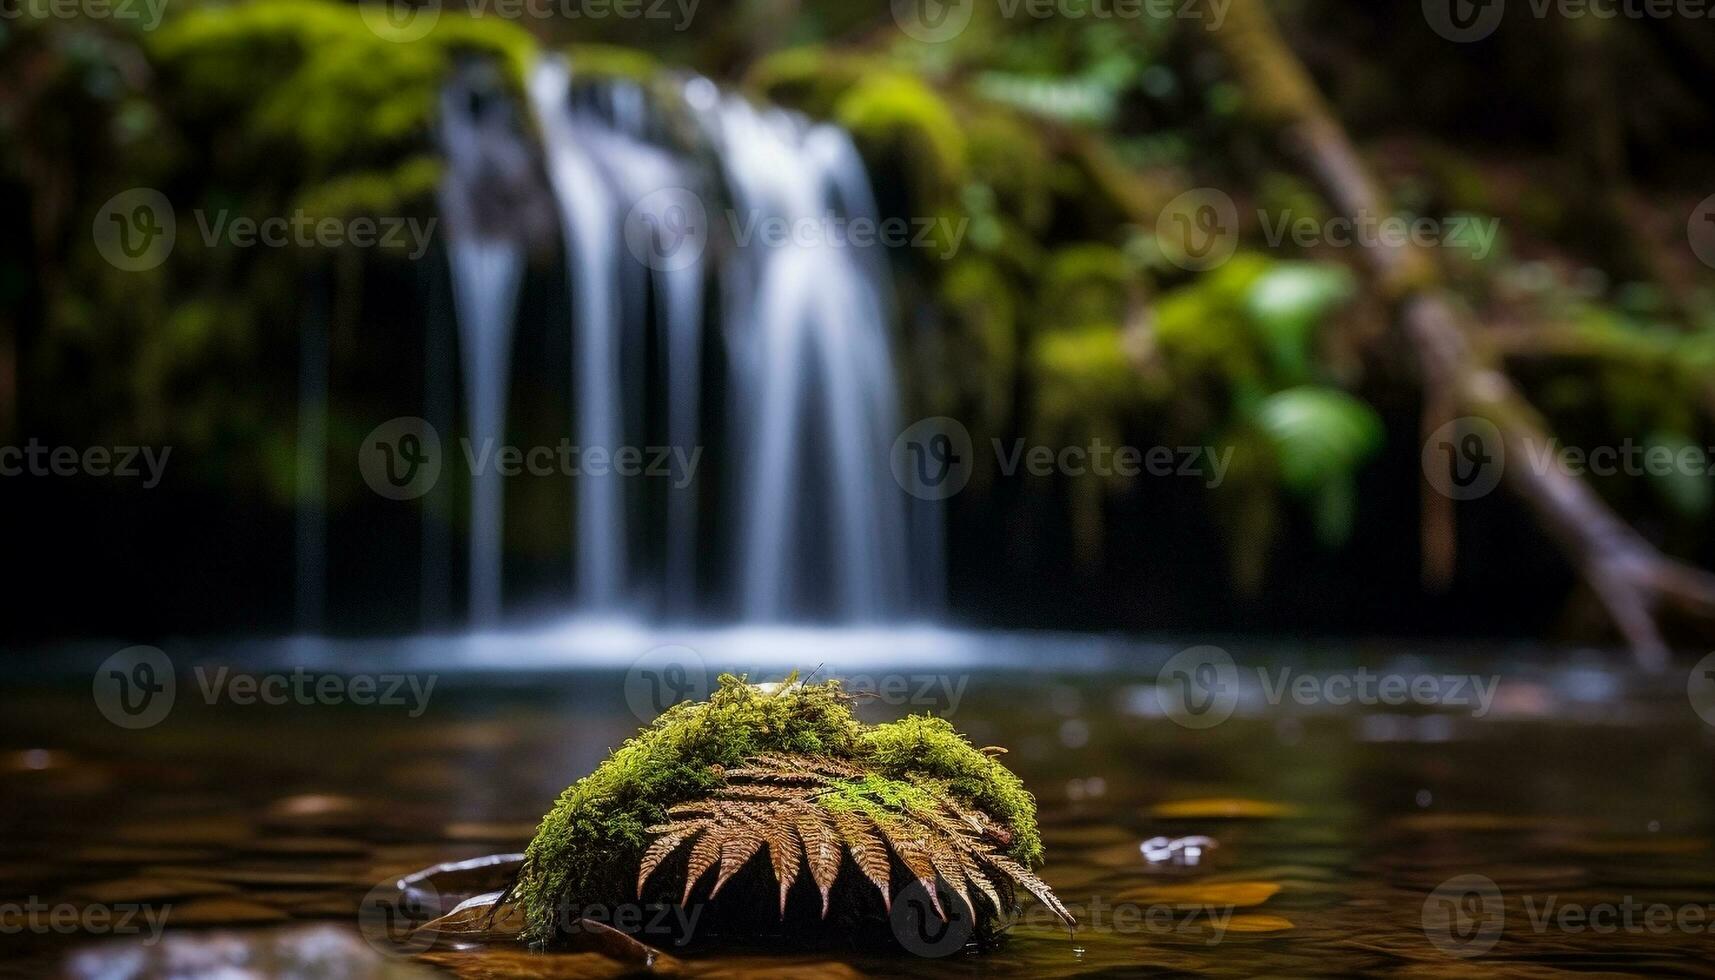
[4,0,1715,645]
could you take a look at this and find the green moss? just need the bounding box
[746,45,875,116]
[835,73,967,192]
[563,43,660,83]
[859,714,1041,865]
[151,0,533,179]
[964,112,1053,234]
[1038,243,1136,333]
[515,675,1044,945]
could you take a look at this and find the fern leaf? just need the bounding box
[960,852,1005,915]
[889,833,946,921]
[764,813,804,917]
[831,808,892,912]
[794,808,842,918]
[984,855,1076,930]
[638,830,694,898]
[711,829,767,898]
[930,844,975,918]
[682,829,722,905]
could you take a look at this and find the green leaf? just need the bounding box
[1244,263,1355,382]
[1253,386,1383,545]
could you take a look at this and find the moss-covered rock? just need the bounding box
[514,675,1043,947]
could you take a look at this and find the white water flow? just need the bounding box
[446,242,523,623]
[704,96,910,620]
[438,83,525,624]
[531,61,631,606]
[435,57,928,622]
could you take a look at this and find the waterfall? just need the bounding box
[445,242,523,623]
[436,56,934,624]
[438,75,528,623]
[698,95,911,620]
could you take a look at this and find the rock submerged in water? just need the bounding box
[510,675,1071,950]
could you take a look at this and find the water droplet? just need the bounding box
[1416,789,1433,808]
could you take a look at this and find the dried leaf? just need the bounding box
[984,855,1075,929]
[638,831,693,898]
[632,752,1072,933]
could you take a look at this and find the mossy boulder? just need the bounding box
[514,675,1044,947]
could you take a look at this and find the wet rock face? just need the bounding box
[439,60,559,253]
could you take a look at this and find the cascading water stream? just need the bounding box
[438,80,527,624]
[700,95,911,620]
[530,60,628,608]
[434,56,936,624]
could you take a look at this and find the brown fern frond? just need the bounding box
[644,819,707,836]
[794,808,841,917]
[764,814,803,917]
[930,844,975,918]
[888,832,946,921]
[632,752,1074,934]
[638,829,695,898]
[711,828,767,898]
[830,808,892,912]
[959,852,1004,915]
[983,854,1075,930]
[681,830,722,905]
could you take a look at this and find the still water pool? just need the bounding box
[3,631,1712,977]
